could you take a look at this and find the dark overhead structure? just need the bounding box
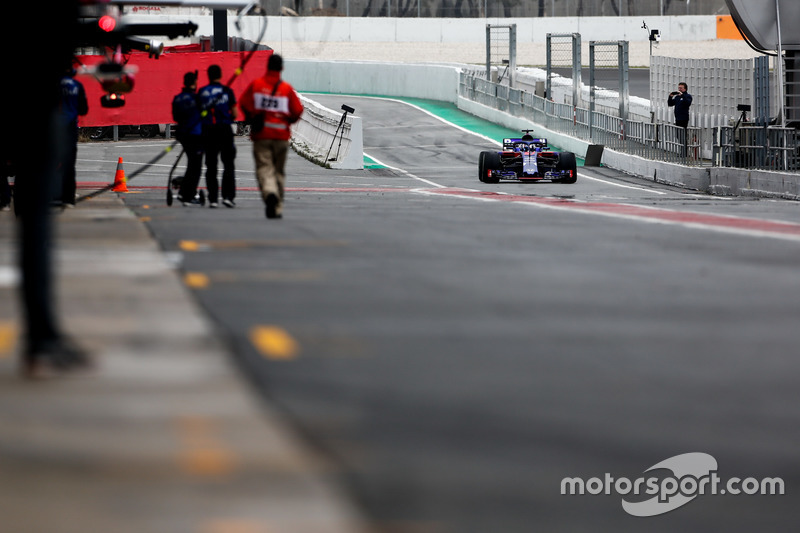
[727,0,800,126]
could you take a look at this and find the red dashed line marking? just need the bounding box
[78,179,800,242]
[78,183,410,193]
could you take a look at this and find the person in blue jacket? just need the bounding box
[58,67,88,207]
[198,65,238,208]
[668,82,693,128]
[172,71,204,206]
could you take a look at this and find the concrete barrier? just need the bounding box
[285,59,461,103]
[709,167,800,200]
[293,95,364,169]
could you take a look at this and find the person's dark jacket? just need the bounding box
[198,82,237,126]
[668,91,693,123]
[172,88,202,138]
[59,75,88,127]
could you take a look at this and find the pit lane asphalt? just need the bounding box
[79,96,800,532]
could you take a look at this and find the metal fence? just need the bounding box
[714,125,800,171]
[486,24,516,87]
[546,33,581,107]
[460,71,706,166]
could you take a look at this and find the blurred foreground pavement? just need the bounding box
[0,195,367,533]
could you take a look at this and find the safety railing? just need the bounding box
[460,71,708,167]
[714,125,800,172]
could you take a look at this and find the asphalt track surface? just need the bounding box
[78,96,800,532]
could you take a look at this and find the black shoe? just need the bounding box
[265,194,279,219]
[179,195,203,207]
[23,338,92,379]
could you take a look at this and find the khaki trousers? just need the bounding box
[253,138,289,213]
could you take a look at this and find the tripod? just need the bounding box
[326,104,356,163]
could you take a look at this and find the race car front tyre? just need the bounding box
[479,151,501,183]
[555,152,578,184]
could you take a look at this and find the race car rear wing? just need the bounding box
[503,138,548,150]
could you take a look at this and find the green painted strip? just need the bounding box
[363,154,384,169]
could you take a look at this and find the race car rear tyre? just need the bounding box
[479,151,501,183]
[555,152,578,184]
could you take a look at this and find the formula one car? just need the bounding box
[478,130,577,184]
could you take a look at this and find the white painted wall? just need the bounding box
[284,60,462,103]
[269,16,716,44]
[124,15,718,45]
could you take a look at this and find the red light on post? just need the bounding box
[98,15,116,32]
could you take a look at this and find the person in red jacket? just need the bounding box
[239,54,304,219]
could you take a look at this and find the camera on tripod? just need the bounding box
[326,105,357,163]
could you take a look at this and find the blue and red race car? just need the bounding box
[478,130,577,184]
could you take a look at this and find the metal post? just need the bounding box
[509,24,517,89]
[546,33,552,103]
[619,40,629,131]
[589,41,595,142]
[486,25,492,82]
[213,9,228,51]
[572,33,582,108]
[775,0,786,127]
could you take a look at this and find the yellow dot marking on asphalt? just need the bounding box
[142,205,150,209]
[180,240,199,251]
[184,272,210,289]
[0,322,18,358]
[250,326,299,360]
[180,447,237,477]
[139,216,151,222]
[176,416,238,478]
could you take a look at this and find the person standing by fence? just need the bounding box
[668,82,693,157]
[668,82,693,128]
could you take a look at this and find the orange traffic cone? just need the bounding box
[112,157,128,192]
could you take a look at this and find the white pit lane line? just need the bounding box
[364,153,446,189]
